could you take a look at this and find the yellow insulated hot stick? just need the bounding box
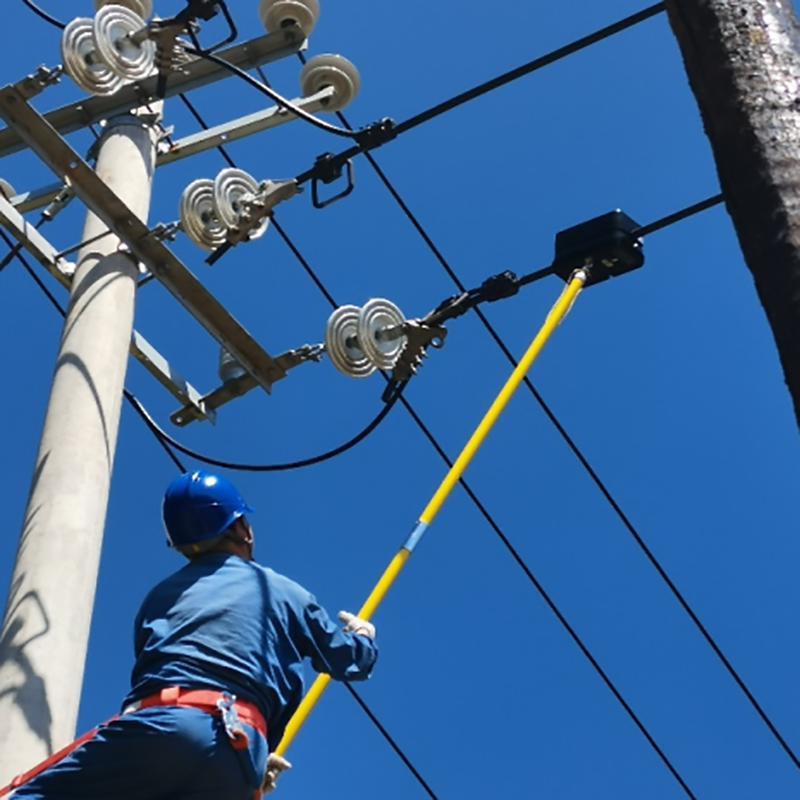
[275,268,588,756]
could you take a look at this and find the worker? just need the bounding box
[7,470,378,799]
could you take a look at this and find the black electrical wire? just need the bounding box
[20,0,64,29]
[395,3,666,136]
[178,93,238,169]
[174,46,699,791]
[267,219,699,799]
[342,684,439,800]
[0,241,26,273]
[634,193,725,237]
[125,390,189,472]
[393,393,696,798]
[359,158,800,773]
[192,65,695,783]
[125,388,403,472]
[288,3,668,183]
[1,47,702,800]
[0,229,65,314]
[179,45,359,139]
[332,105,800,773]
[260,218,698,795]
[7,0,739,786]
[5,233,438,797]
[129,97,437,796]
[0,230,191,471]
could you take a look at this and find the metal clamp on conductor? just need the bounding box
[303,118,398,209]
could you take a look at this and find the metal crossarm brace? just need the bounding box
[158,86,335,166]
[0,194,75,283]
[11,87,337,214]
[0,84,287,394]
[172,343,323,426]
[0,192,215,422]
[0,27,308,159]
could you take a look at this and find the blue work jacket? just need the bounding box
[124,553,378,751]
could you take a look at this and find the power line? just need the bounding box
[1,231,435,796]
[156,87,695,797]
[312,9,800,763]
[6,0,751,788]
[125,388,404,472]
[179,46,359,140]
[124,91,438,797]
[395,3,666,136]
[342,684,439,800]
[260,218,696,796]
[334,90,800,772]
[20,0,63,29]
[350,151,800,771]
[635,194,725,237]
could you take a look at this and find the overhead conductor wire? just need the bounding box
[158,94,439,794]
[147,5,702,794]
[275,272,589,753]
[10,9,430,792]
[307,4,799,774]
[271,270,697,800]
[11,0,769,789]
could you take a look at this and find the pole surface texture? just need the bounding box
[666,0,800,427]
[0,110,159,783]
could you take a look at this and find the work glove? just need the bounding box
[338,610,376,639]
[262,753,292,794]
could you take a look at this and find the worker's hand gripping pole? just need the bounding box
[274,270,588,757]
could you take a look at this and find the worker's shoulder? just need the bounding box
[260,566,313,602]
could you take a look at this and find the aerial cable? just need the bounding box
[0,230,192,471]
[330,70,800,768]
[394,2,666,136]
[124,387,404,472]
[7,0,756,779]
[275,269,696,800]
[2,233,436,797]
[179,45,359,139]
[185,4,667,170]
[273,270,696,798]
[276,273,592,753]
[20,0,64,30]
[634,193,725,237]
[181,82,714,791]
[0,226,405,475]
[409,188,800,770]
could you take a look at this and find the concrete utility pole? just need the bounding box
[0,108,160,783]
[665,0,800,428]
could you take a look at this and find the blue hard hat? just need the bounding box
[162,470,254,548]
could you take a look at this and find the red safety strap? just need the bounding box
[0,716,118,797]
[0,687,268,796]
[134,687,268,744]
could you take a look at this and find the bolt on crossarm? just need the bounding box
[0,106,161,784]
[274,269,588,758]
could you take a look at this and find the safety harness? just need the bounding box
[0,686,267,797]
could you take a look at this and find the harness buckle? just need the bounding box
[216,692,250,750]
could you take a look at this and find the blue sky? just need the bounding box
[1,1,800,798]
